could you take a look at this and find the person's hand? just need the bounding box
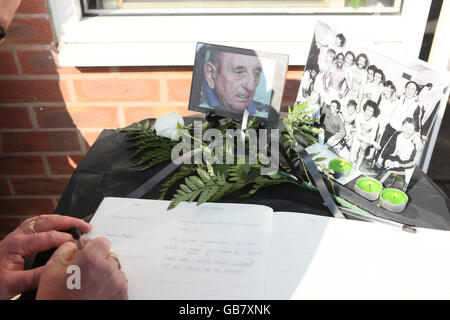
[0,214,91,300]
[385,160,393,169]
[385,160,399,170]
[36,238,128,300]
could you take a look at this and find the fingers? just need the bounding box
[107,252,121,270]
[18,230,77,256]
[76,238,128,298]
[83,237,111,257]
[9,266,46,295]
[47,241,78,265]
[78,238,124,277]
[112,271,129,300]
[21,215,92,234]
[82,237,92,246]
[77,237,112,269]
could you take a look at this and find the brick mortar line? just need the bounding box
[63,74,193,80]
[27,105,39,129]
[77,131,87,154]
[0,102,189,107]
[0,75,59,80]
[0,174,46,179]
[1,174,72,179]
[66,78,78,103]
[0,195,60,198]
[1,194,65,199]
[51,198,59,208]
[11,50,23,75]
[14,14,49,19]
[41,154,51,176]
[0,45,56,51]
[160,79,169,104]
[0,153,84,158]
[0,128,112,132]
[0,151,86,156]
[6,177,15,197]
[117,106,126,128]
[0,74,193,81]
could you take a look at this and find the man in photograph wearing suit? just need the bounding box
[200,50,271,117]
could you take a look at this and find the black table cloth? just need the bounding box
[54,116,450,230]
[21,116,450,299]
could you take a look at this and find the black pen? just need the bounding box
[338,206,417,234]
[69,227,84,249]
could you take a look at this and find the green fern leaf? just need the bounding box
[179,184,191,194]
[197,168,211,182]
[191,176,205,188]
[185,177,199,191]
[197,185,219,206]
[159,165,196,199]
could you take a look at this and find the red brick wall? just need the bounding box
[0,0,303,237]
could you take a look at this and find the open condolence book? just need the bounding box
[87,197,450,299]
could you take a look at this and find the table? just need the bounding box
[55,116,449,229]
[21,116,450,299]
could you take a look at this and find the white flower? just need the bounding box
[154,111,184,140]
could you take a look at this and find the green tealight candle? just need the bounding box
[379,188,408,213]
[354,177,383,201]
[329,158,353,178]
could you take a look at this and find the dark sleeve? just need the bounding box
[413,106,421,126]
[383,138,416,168]
[381,132,398,160]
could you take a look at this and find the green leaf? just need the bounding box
[213,164,230,177]
[313,157,328,163]
[197,168,210,183]
[179,184,191,194]
[237,164,252,180]
[350,0,360,10]
[197,186,219,206]
[185,177,199,191]
[159,165,196,199]
[191,176,205,188]
[186,189,200,202]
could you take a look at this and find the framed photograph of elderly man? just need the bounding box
[298,20,450,191]
[189,42,289,125]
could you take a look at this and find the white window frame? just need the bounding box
[49,0,432,67]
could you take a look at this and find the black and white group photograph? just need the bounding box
[299,20,449,191]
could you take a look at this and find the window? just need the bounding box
[83,0,402,15]
[49,0,431,66]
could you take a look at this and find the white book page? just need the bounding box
[87,197,273,300]
[266,212,450,299]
